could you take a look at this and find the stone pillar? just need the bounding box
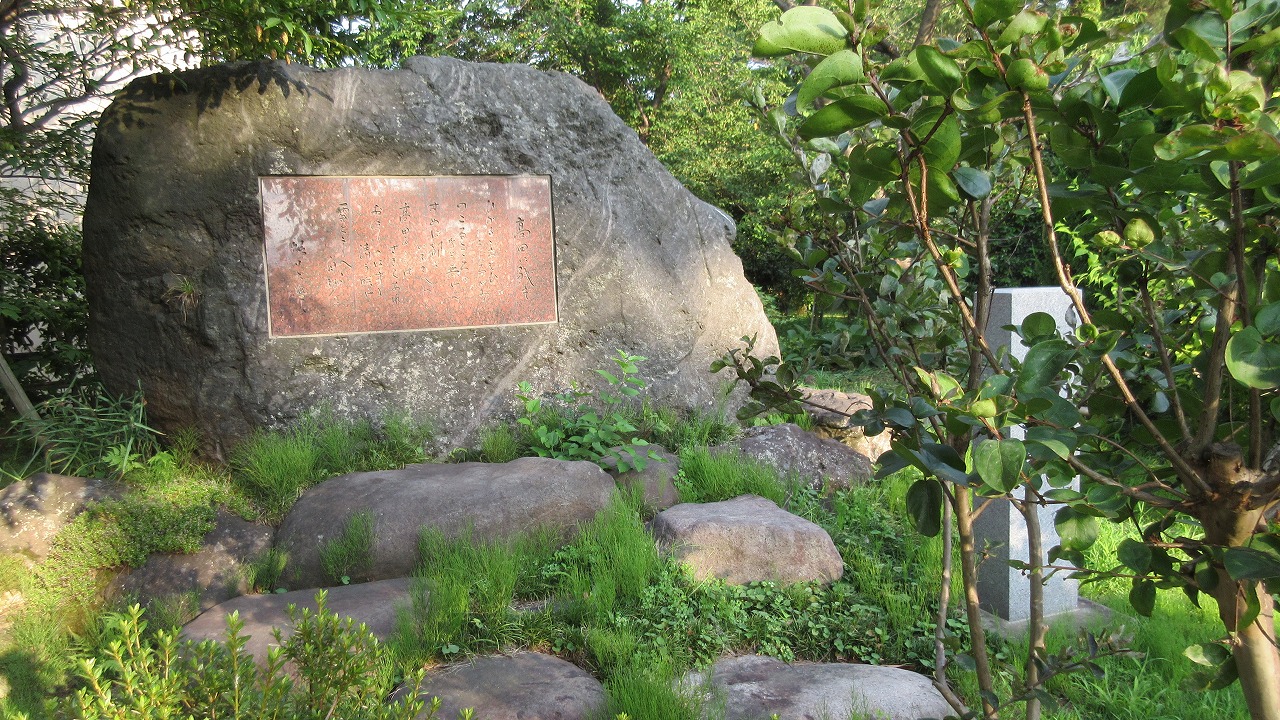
[975,287,1080,623]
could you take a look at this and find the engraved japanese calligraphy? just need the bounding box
[260,176,557,337]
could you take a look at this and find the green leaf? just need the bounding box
[953,167,992,200]
[755,7,848,57]
[1100,69,1138,105]
[974,438,1026,494]
[1021,312,1059,344]
[1224,546,1280,581]
[906,478,945,537]
[915,46,963,95]
[1226,326,1280,389]
[927,169,960,213]
[1117,538,1153,573]
[1155,124,1231,160]
[1185,642,1231,667]
[1170,26,1226,62]
[1055,506,1099,551]
[1240,157,1280,189]
[798,95,886,139]
[1025,426,1074,460]
[1236,25,1280,53]
[1256,302,1280,336]
[973,0,1022,27]
[1129,578,1156,616]
[1016,339,1074,393]
[1223,131,1280,162]
[913,110,961,170]
[995,10,1049,46]
[797,50,865,110]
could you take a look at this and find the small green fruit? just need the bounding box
[1006,58,1049,92]
[1094,230,1123,249]
[1124,218,1156,248]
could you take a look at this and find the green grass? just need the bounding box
[478,424,521,463]
[231,411,432,522]
[674,446,787,505]
[599,659,712,720]
[4,385,161,482]
[0,390,1268,720]
[320,510,376,585]
[1035,519,1254,720]
[244,546,289,594]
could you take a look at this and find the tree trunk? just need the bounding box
[0,351,38,422]
[1212,581,1280,720]
[1198,443,1280,720]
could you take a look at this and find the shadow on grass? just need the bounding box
[0,646,61,718]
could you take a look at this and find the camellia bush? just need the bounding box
[719,1,1280,718]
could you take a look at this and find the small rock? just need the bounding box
[598,445,681,510]
[801,387,873,430]
[276,458,615,589]
[0,473,119,561]
[730,423,872,491]
[801,387,893,463]
[181,578,413,667]
[686,654,953,720]
[110,510,274,611]
[414,652,605,720]
[651,495,844,585]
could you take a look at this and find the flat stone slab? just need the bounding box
[652,495,843,585]
[599,444,681,510]
[181,578,413,667]
[276,458,614,588]
[0,473,119,561]
[110,510,274,611]
[728,423,872,491]
[413,652,605,720]
[688,655,952,720]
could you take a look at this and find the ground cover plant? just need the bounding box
[0,373,1263,718]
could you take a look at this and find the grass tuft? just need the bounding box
[479,424,520,463]
[320,510,376,585]
[675,447,786,505]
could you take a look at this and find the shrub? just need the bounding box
[516,351,660,472]
[64,597,452,720]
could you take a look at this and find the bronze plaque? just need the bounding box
[260,175,557,337]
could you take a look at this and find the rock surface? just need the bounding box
[802,387,893,463]
[598,445,681,511]
[83,57,777,455]
[729,423,873,491]
[0,473,118,561]
[651,495,844,585]
[414,652,605,720]
[110,510,273,611]
[276,457,614,588]
[688,654,952,720]
[181,577,413,667]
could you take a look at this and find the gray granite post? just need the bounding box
[975,287,1080,622]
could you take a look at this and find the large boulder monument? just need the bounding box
[83,58,777,454]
